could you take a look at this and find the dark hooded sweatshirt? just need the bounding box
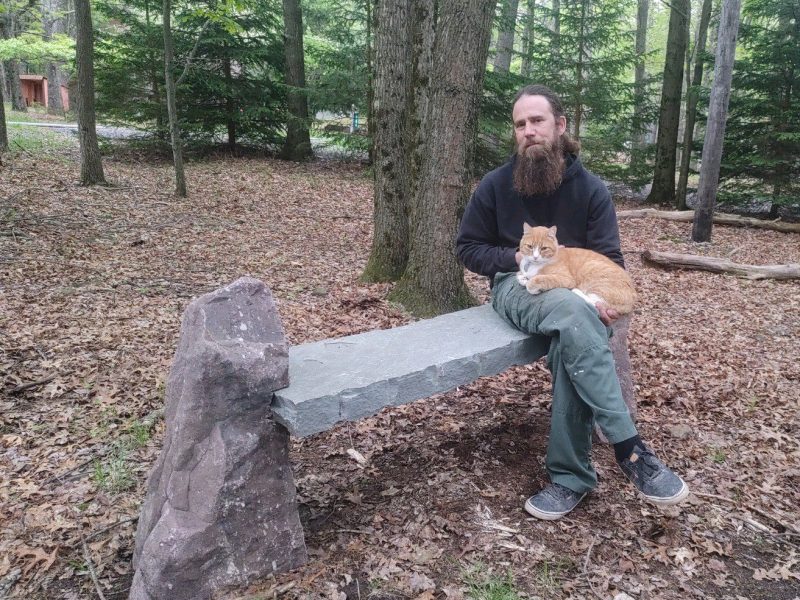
[456,154,624,284]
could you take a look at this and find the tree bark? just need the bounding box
[390,0,494,316]
[43,0,65,115]
[692,0,742,242]
[642,250,800,280]
[223,55,237,151]
[362,0,413,282]
[0,81,8,152]
[573,0,588,139]
[494,0,520,73]
[520,0,535,78]
[676,0,713,210]
[74,0,106,185]
[281,0,312,161]
[632,0,649,151]
[163,0,186,196]
[645,0,690,205]
[0,15,27,113]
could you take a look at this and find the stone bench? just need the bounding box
[130,277,636,600]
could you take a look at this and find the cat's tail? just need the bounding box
[583,274,638,315]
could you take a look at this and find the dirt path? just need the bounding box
[1,150,798,599]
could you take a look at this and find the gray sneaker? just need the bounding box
[619,446,689,506]
[524,483,587,520]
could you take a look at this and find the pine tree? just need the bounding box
[718,0,800,215]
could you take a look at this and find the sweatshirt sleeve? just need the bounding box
[456,181,519,280]
[585,183,625,268]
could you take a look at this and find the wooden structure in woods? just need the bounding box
[19,74,70,111]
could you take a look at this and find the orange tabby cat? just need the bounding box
[516,224,637,314]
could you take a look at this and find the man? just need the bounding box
[456,84,689,520]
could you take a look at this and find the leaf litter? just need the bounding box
[1,147,799,599]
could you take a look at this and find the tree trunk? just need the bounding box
[676,0,713,210]
[494,0,520,73]
[692,0,742,242]
[223,56,237,152]
[365,0,375,163]
[3,59,26,112]
[520,0,535,77]
[281,0,312,161]
[362,0,413,282]
[642,250,799,280]
[163,0,186,196]
[74,0,106,185]
[0,81,8,152]
[573,0,587,139]
[632,0,649,151]
[645,0,690,205]
[145,0,165,140]
[43,0,65,115]
[390,0,494,316]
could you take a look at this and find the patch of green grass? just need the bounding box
[4,102,69,123]
[711,448,727,464]
[6,123,78,156]
[533,558,571,591]
[92,448,134,493]
[463,563,522,600]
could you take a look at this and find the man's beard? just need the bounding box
[512,136,566,197]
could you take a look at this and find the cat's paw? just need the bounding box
[526,281,543,295]
[516,271,530,286]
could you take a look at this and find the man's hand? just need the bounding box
[595,300,619,326]
[515,251,522,265]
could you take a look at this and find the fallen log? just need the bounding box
[642,250,800,280]
[617,208,800,233]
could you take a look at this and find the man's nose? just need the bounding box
[524,123,537,136]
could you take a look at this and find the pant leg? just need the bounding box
[546,338,597,492]
[491,272,638,490]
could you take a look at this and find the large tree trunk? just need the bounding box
[281,0,312,161]
[676,0,713,210]
[645,0,690,205]
[163,0,186,196]
[390,0,494,316]
[494,0,520,73]
[74,0,106,185]
[692,0,742,242]
[361,0,413,282]
[632,0,649,151]
[520,0,535,78]
[365,0,375,163]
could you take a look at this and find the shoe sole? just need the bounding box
[640,480,690,507]
[524,493,587,520]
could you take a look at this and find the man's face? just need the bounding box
[512,94,567,158]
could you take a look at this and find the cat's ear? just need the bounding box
[523,222,532,233]
[548,225,558,239]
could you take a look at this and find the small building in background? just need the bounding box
[19,74,70,111]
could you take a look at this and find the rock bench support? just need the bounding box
[132,278,637,599]
[131,278,307,600]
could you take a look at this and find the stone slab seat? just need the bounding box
[271,304,551,438]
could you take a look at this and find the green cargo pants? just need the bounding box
[491,272,638,493]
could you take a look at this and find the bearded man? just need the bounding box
[456,84,689,520]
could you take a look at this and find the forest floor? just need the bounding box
[1,140,799,600]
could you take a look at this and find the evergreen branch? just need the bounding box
[175,19,211,87]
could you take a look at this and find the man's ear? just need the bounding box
[556,115,567,136]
